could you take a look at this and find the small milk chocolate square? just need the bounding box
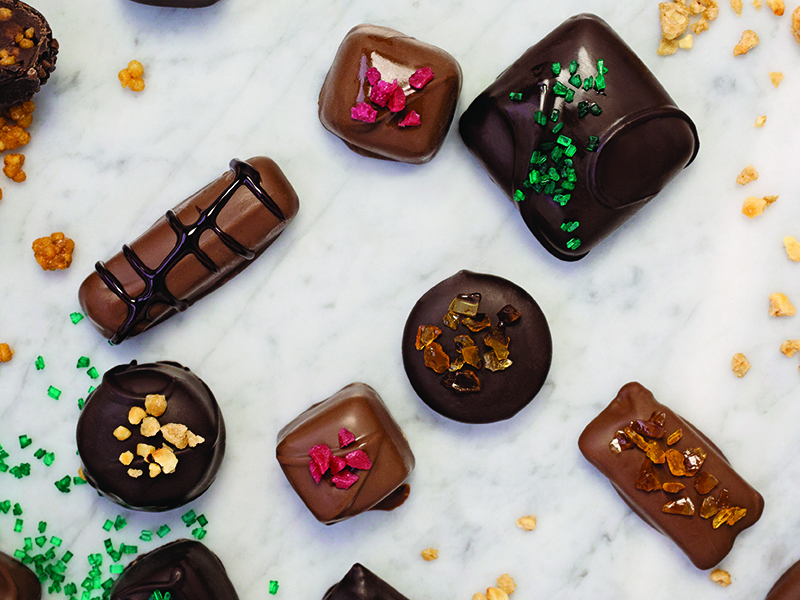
[276,383,414,525]
[319,24,462,164]
[578,382,763,570]
[459,14,699,261]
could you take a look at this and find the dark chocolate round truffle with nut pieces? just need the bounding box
[76,361,225,511]
[0,0,58,107]
[402,270,552,423]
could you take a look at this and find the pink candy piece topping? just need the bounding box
[345,449,373,470]
[332,471,359,490]
[387,86,406,112]
[309,458,323,484]
[351,102,377,123]
[330,455,347,475]
[369,79,398,108]
[308,444,332,474]
[338,428,356,448]
[409,67,434,89]
[398,110,422,128]
[365,67,381,87]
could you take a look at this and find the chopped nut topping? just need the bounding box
[118,60,145,93]
[6,101,35,129]
[152,445,178,474]
[4,153,25,182]
[703,0,720,19]
[119,451,133,466]
[144,393,167,416]
[753,0,762,8]
[679,34,694,48]
[755,115,767,127]
[149,463,161,478]
[136,443,155,460]
[731,0,743,15]
[769,71,784,87]
[734,30,759,55]
[689,0,704,13]
[736,164,758,185]
[18,38,32,50]
[784,236,800,261]
[473,595,488,600]
[731,353,751,377]
[660,2,691,39]
[32,232,74,270]
[793,6,800,44]
[764,195,778,206]
[690,17,710,34]
[769,292,796,317]
[128,406,146,425]
[766,0,784,14]
[0,8,11,20]
[516,515,537,531]
[742,196,767,218]
[113,426,131,441]
[486,588,510,600]
[497,574,516,595]
[420,548,438,561]
[0,343,13,362]
[161,423,189,449]
[780,340,800,357]
[658,38,680,55]
[127,468,143,478]
[186,431,205,448]
[140,416,160,437]
[710,569,732,587]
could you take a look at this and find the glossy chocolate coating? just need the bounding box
[109,539,239,600]
[766,559,800,600]
[578,382,764,570]
[79,157,299,343]
[402,270,552,424]
[76,361,225,511]
[459,14,699,261]
[129,0,220,6]
[0,0,58,107]
[319,24,462,164]
[323,563,409,600]
[0,551,40,600]
[276,383,415,525]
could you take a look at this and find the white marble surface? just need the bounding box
[1,0,799,598]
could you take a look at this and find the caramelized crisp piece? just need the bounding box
[726,506,747,526]
[683,447,706,475]
[463,314,491,332]
[700,496,719,519]
[462,345,483,369]
[717,488,731,511]
[483,351,512,372]
[631,417,665,439]
[442,311,460,330]
[662,482,686,493]
[448,356,465,371]
[713,507,735,529]
[484,326,510,360]
[666,448,687,476]
[610,430,634,453]
[635,458,662,492]
[645,441,666,464]
[415,325,441,350]
[694,471,719,495]
[649,411,666,428]
[496,304,521,325]
[666,428,683,445]
[454,334,476,349]
[423,342,450,373]
[448,293,481,316]
[440,370,481,393]
[662,497,695,516]
[32,232,75,270]
[623,426,651,451]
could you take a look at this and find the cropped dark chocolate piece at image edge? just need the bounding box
[76,361,225,511]
[323,564,410,600]
[0,0,58,107]
[276,383,415,525]
[0,550,40,600]
[319,24,462,164]
[578,382,763,570]
[109,539,239,600]
[459,13,699,261]
[402,270,552,424]
[766,559,800,600]
[78,157,299,344]
[128,0,221,7]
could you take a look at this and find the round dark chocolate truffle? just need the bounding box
[402,270,552,423]
[76,361,225,511]
[0,550,41,600]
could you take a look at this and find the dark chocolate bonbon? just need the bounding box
[322,563,409,600]
[76,361,225,512]
[459,14,699,260]
[0,550,40,600]
[79,157,299,343]
[578,382,763,569]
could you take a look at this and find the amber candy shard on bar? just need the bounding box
[683,447,706,476]
[663,497,695,516]
[497,304,521,325]
[694,471,719,495]
[463,314,491,332]
[700,496,719,520]
[440,370,481,393]
[483,351,512,372]
[631,417,665,439]
[635,459,661,492]
[484,326,510,360]
[449,293,481,316]
[666,428,683,445]
[645,441,666,464]
[442,311,460,330]
[662,482,685,493]
[422,341,450,373]
[610,430,634,453]
[415,325,440,350]
[623,426,650,452]
[665,448,687,476]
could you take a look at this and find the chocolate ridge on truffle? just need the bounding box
[459,13,699,260]
[322,563,410,600]
[0,550,41,600]
[578,382,764,570]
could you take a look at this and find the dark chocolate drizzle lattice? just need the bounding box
[95,159,286,345]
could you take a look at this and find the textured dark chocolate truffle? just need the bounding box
[109,540,239,600]
[323,564,409,600]
[319,24,462,164]
[0,0,58,107]
[402,270,552,424]
[276,383,415,525]
[78,157,299,344]
[460,14,699,261]
[579,382,764,570]
[0,551,40,600]
[76,361,225,511]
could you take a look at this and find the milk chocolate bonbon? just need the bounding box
[319,24,462,164]
[276,383,414,525]
[323,563,410,600]
[0,550,40,600]
[578,382,763,569]
[76,361,225,512]
[459,14,699,261]
[79,157,299,343]
[766,559,800,600]
[109,540,239,600]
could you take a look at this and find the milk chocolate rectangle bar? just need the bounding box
[766,560,800,600]
[79,157,299,343]
[578,382,763,570]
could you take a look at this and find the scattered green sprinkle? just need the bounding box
[35,535,47,547]
[191,527,206,540]
[51,536,62,547]
[14,518,23,532]
[564,89,575,103]
[269,580,279,595]
[569,74,581,88]
[590,103,602,116]
[139,530,153,542]
[43,452,55,466]
[561,221,580,233]
[552,122,564,134]
[87,386,96,394]
[533,110,546,126]
[509,92,522,101]
[513,189,525,202]
[34,356,45,370]
[70,312,84,324]
[552,81,568,97]
[551,62,561,76]
[13,502,22,515]
[566,237,582,250]
[54,475,71,493]
[113,515,127,531]
[549,109,560,122]
[196,514,208,527]
[0,500,10,513]
[38,520,47,533]
[181,509,197,526]
[568,59,578,75]
[76,356,90,369]
[73,475,86,485]
[110,564,124,574]
[34,448,46,459]
[87,367,99,380]
[583,76,593,91]
[102,520,113,532]
[156,525,170,538]
[78,398,85,410]
[19,434,32,448]
[47,386,61,400]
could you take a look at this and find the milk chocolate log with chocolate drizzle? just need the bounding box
[0,550,40,600]
[78,157,299,344]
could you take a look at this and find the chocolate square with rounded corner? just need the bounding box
[323,563,409,600]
